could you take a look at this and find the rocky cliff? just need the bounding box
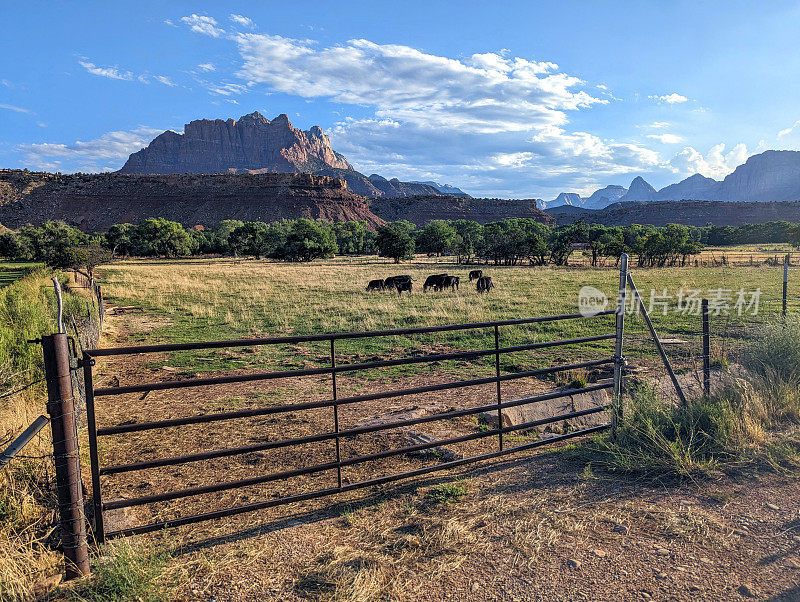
[0,170,552,231]
[120,112,353,175]
[369,195,554,226]
[0,170,385,231]
[549,199,800,227]
[119,111,459,199]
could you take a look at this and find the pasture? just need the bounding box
[99,253,787,375]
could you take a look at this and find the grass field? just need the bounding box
[98,253,791,377]
[0,261,41,288]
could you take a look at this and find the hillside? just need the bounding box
[0,170,385,230]
[549,199,800,227]
[0,170,552,231]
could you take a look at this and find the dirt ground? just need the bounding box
[83,308,800,601]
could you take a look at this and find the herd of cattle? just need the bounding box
[366,270,494,295]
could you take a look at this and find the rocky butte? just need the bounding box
[0,112,555,230]
[120,111,462,199]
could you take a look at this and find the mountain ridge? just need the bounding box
[120,112,464,199]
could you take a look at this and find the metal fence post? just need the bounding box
[612,254,628,435]
[42,333,90,579]
[702,299,711,397]
[783,257,788,318]
[494,324,503,451]
[330,338,342,489]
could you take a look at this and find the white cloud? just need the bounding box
[671,143,748,179]
[177,29,665,196]
[17,126,165,171]
[181,14,224,37]
[208,82,247,96]
[153,75,177,87]
[647,133,683,144]
[197,63,216,72]
[163,19,177,27]
[79,60,134,81]
[778,120,800,138]
[646,121,671,129]
[649,93,689,104]
[0,103,32,114]
[229,14,255,28]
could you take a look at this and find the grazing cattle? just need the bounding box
[476,276,494,293]
[468,269,483,282]
[384,275,412,289]
[366,279,385,292]
[442,275,459,291]
[423,274,448,292]
[394,280,412,295]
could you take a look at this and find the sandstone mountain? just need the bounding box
[0,170,385,231]
[0,170,552,231]
[548,199,800,227]
[120,112,458,199]
[547,150,800,209]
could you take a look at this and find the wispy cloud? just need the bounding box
[197,63,216,72]
[649,93,689,104]
[647,133,683,144]
[229,14,255,29]
[778,120,800,138]
[79,60,133,81]
[17,126,166,171]
[0,103,32,114]
[181,14,224,37]
[153,75,177,87]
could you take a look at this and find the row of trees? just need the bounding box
[4,216,800,269]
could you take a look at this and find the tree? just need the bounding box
[228,222,271,258]
[415,220,457,256]
[452,220,483,263]
[280,219,338,261]
[47,244,111,278]
[105,223,136,257]
[376,221,416,263]
[132,218,195,257]
[332,220,368,254]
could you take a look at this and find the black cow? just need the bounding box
[468,269,483,282]
[394,280,412,295]
[476,276,494,293]
[442,275,459,291]
[423,274,448,292]
[366,279,385,292]
[384,275,412,289]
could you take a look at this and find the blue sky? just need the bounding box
[2,0,800,199]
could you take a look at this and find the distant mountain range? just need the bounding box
[540,150,800,209]
[120,111,469,199]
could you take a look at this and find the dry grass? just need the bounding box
[293,480,733,601]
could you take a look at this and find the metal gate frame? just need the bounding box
[81,256,630,543]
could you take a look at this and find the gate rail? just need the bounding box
[81,258,630,543]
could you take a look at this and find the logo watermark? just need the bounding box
[578,287,762,316]
[578,286,609,317]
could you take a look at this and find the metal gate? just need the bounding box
[81,260,629,543]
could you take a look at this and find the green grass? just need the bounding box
[98,256,788,377]
[0,261,41,288]
[424,482,469,505]
[62,542,173,602]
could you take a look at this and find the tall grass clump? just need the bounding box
[589,316,800,476]
[741,316,800,423]
[0,270,95,599]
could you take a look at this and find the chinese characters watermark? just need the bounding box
[578,287,762,317]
